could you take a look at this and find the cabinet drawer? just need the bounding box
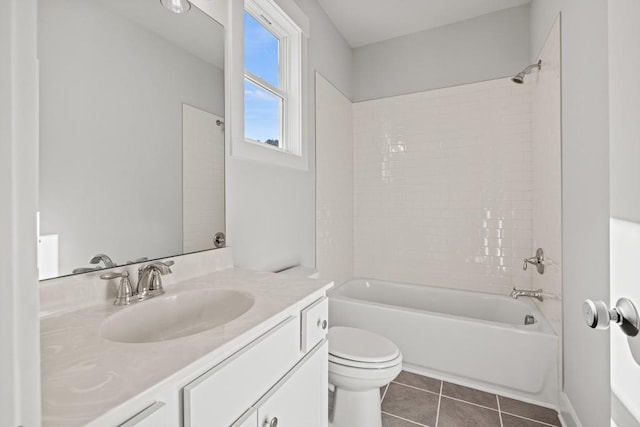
[183,317,300,427]
[301,297,328,352]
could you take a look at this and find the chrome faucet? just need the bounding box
[90,253,116,268]
[510,287,544,302]
[136,260,174,300]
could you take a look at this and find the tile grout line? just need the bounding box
[391,381,440,397]
[393,380,503,412]
[392,373,560,427]
[381,384,389,402]
[434,380,443,427]
[500,411,560,427]
[438,394,500,412]
[382,411,429,427]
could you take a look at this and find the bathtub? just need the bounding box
[328,278,559,407]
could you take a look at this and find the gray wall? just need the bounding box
[39,0,224,275]
[351,5,530,102]
[226,0,352,272]
[530,1,610,426]
[609,1,640,223]
[0,0,41,424]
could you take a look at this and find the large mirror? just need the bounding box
[37,0,225,280]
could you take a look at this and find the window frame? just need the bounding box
[243,0,303,158]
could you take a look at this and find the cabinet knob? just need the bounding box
[317,319,327,330]
[265,417,278,427]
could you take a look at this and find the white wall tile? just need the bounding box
[315,74,353,285]
[353,78,533,295]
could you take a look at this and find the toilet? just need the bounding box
[274,267,402,426]
[328,326,403,427]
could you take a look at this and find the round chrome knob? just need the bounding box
[583,299,611,329]
[583,298,640,337]
[317,319,327,330]
[264,417,278,427]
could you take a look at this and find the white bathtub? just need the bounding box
[329,278,559,407]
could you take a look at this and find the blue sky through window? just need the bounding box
[244,80,281,144]
[244,12,280,87]
[244,11,281,145]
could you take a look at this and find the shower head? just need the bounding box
[511,60,542,84]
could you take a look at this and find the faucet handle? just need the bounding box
[100,271,134,306]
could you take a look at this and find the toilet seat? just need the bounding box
[329,352,402,369]
[328,327,401,369]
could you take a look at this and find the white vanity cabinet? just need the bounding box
[183,297,329,427]
[254,340,328,427]
[119,402,171,427]
[229,340,327,427]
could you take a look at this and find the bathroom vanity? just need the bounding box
[40,250,332,427]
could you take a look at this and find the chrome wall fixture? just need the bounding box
[523,248,545,274]
[583,298,640,337]
[213,231,226,248]
[510,288,544,302]
[511,60,542,84]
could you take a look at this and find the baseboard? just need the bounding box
[558,392,582,427]
[612,392,640,427]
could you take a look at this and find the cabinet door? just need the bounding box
[183,317,300,427]
[231,408,257,427]
[119,402,170,427]
[256,340,328,427]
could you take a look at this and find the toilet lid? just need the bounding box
[329,352,402,369]
[328,327,400,364]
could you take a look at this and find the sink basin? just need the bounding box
[100,289,255,343]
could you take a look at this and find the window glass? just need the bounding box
[244,79,282,147]
[244,11,280,89]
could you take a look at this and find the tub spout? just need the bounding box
[510,288,544,302]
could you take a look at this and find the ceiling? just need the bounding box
[318,0,531,48]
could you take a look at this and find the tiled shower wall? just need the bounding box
[531,19,562,336]
[352,79,533,295]
[316,74,354,285]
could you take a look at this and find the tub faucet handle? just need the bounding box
[523,248,545,274]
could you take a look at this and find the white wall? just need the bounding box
[609,0,640,225]
[352,5,531,102]
[352,78,533,294]
[38,0,224,275]
[0,0,41,425]
[609,0,640,425]
[226,0,352,272]
[530,2,611,426]
[315,73,353,285]
[531,18,562,338]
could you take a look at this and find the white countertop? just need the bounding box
[40,267,332,426]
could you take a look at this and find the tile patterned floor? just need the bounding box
[330,370,562,427]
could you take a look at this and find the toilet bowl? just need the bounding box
[328,326,402,427]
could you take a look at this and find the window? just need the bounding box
[244,0,303,156]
